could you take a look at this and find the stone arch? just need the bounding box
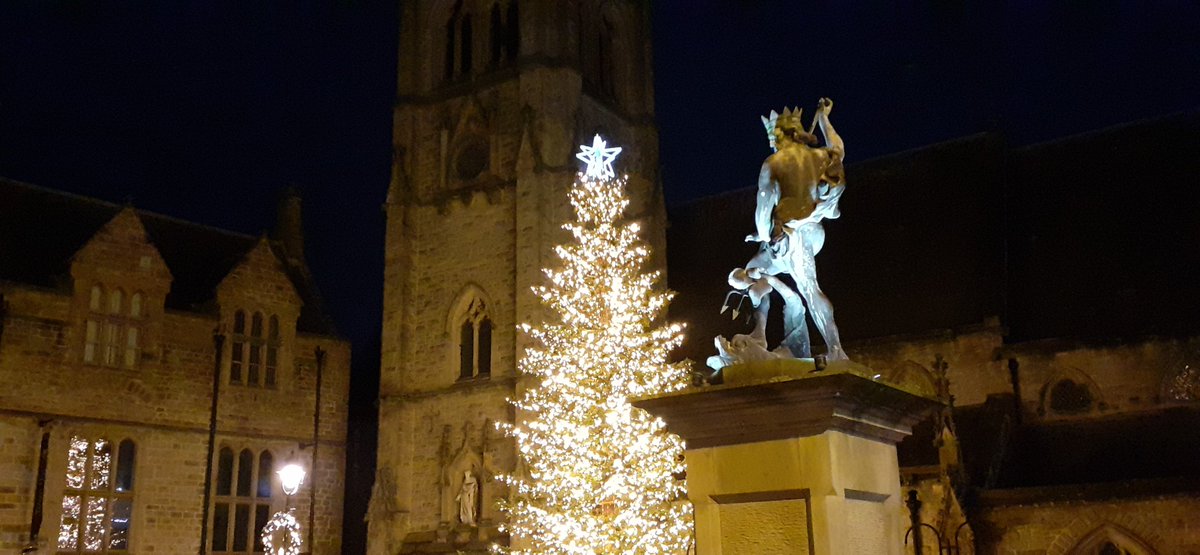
[880,360,939,399]
[1068,523,1157,555]
[1038,365,1104,417]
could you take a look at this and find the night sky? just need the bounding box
[2,1,1199,550]
[4,0,1198,364]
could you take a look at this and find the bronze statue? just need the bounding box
[709,98,847,373]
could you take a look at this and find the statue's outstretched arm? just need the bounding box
[748,162,778,243]
[815,98,845,160]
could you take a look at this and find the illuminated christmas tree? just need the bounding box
[497,135,693,554]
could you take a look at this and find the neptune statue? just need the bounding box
[709,98,847,373]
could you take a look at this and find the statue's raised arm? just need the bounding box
[814,97,843,159]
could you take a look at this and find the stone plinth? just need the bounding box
[633,361,940,555]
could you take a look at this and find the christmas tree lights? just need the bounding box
[497,135,693,554]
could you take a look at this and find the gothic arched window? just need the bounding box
[457,298,492,380]
[579,9,616,101]
[490,4,503,67]
[1069,523,1154,555]
[444,1,472,82]
[487,2,519,67]
[444,10,457,80]
[505,1,519,62]
[460,15,473,75]
[598,17,615,99]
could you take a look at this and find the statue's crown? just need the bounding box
[761,107,804,152]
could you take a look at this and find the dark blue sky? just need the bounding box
[654,1,1200,203]
[2,0,1199,373]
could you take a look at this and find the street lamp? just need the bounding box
[277,463,306,502]
[263,463,306,555]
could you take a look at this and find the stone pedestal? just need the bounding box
[633,361,939,555]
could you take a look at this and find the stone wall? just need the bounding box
[978,496,1200,554]
[0,206,349,554]
[850,321,1200,422]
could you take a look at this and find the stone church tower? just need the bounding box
[370,1,663,552]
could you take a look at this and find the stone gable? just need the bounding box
[216,237,303,317]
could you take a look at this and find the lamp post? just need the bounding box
[263,462,306,555]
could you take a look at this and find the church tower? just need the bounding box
[370,1,663,553]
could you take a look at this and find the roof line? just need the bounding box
[0,176,259,241]
[1015,108,1200,151]
[851,131,1000,166]
[667,131,1004,211]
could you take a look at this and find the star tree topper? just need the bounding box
[576,134,622,179]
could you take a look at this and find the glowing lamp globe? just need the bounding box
[277,464,306,496]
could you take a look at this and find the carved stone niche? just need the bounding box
[441,421,483,528]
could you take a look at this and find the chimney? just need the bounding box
[273,186,306,266]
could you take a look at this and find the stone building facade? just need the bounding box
[371,1,663,553]
[0,180,350,554]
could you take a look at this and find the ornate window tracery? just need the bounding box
[457,298,492,380]
[58,435,136,552]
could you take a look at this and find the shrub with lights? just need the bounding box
[261,508,302,555]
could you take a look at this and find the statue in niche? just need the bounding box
[709,98,847,373]
[456,470,479,526]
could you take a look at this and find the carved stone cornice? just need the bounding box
[633,368,942,449]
